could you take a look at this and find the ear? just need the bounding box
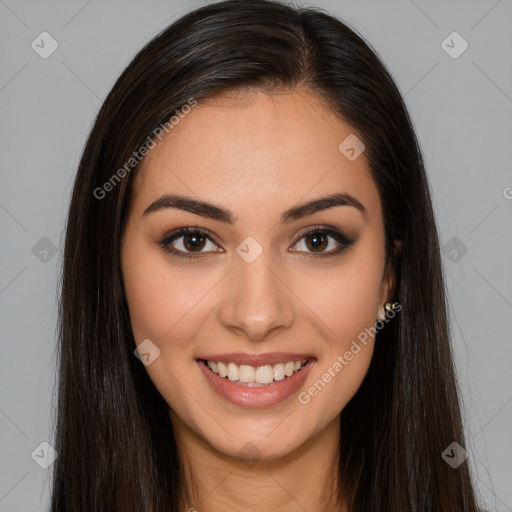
[377,240,402,320]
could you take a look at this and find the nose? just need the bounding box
[217,248,295,342]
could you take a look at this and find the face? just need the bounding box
[121,88,395,462]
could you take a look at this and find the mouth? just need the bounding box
[196,356,316,407]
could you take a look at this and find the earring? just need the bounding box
[384,302,399,311]
[377,302,400,322]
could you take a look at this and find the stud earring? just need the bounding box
[377,302,400,322]
[385,302,400,311]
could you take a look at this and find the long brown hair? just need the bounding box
[51,0,481,510]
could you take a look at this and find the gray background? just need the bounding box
[0,0,511,510]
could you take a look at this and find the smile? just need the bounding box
[197,357,316,407]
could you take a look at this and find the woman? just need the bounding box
[51,0,481,510]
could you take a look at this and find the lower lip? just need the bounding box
[197,359,316,408]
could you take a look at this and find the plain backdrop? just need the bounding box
[0,1,511,510]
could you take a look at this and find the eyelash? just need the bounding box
[158,225,356,260]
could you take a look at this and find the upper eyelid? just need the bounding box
[167,226,219,244]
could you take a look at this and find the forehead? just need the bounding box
[130,88,381,222]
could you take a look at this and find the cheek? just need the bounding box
[122,251,208,408]
[295,251,384,345]
[122,244,220,356]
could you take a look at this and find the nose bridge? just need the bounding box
[218,242,294,340]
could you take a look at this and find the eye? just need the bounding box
[290,225,355,257]
[158,227,221,259]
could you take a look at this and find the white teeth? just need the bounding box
[255,365,274,384]
[239,364,256,383]
[205,359,308,384]
[273,363,285,381]
[227,362,239,382]
[217,361,227,377]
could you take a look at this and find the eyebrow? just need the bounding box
[142,192,366,223]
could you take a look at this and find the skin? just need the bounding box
[121,88,398,512]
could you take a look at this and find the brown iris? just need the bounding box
[183,233,207,252]
[305,232,328,252]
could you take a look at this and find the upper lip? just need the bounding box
[197,352,316,366]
